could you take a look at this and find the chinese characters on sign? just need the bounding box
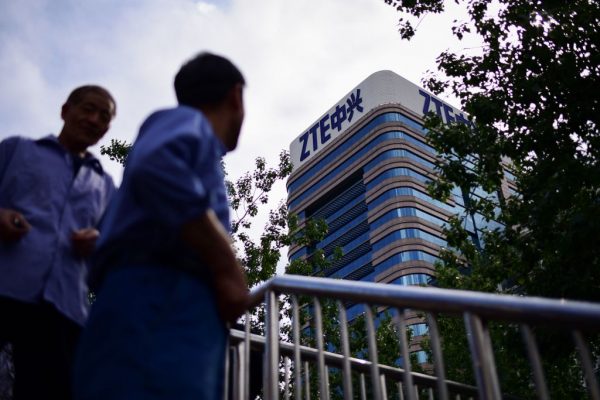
[298,89,364,162]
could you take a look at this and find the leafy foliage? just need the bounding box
[100,139,131,165]
[225,150,293,287]
[384,0,600,397]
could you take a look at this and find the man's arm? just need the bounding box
[181,209,249,324]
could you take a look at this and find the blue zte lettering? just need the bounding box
[320,114,331,144]
[309,123,319,151]
[443,104,455,123]
[299,131,310,161]
[419,89,473,128]
[419,90,430,115]
[298,88,365,162]
[430,97,443,117]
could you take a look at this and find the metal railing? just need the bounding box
[225,275,600,400]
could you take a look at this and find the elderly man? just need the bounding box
[0,85,116,400]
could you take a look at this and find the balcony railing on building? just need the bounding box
[225,275,600,400]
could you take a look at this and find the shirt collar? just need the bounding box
[36,134,105,175]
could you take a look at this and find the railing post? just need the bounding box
[337,300,354,400]
[397,309,416,400]
[291,296,302,400]
[244,312,251,400]
[520,324,549,400]
[365,305,383,400]
[313,297,329,400]
[360,373,367,400]
[397,382,404,400]
[264,290,279,400]
[463,312,501,400]
[304,361,311,400]
[573,330,600,400]
[426,313,449,400]
[236,342,246,400]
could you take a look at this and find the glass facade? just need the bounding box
[287,71,505,365]
[287,104,498,285]
[287,105,451,287]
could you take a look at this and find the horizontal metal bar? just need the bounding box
[248,275,600,329]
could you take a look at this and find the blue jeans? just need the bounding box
[73,264,227,400]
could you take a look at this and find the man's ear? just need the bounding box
[60,102,70,120]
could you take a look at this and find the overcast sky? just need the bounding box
[0,0,481,176]
[0,0,478,267]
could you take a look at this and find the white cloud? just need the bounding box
[195,1,217,14]
[0,0,477,179]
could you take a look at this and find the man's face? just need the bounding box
[60,91,115,151]
[225,84,245,151]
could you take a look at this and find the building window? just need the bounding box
[390,273,432,286]
[408,323,429,337]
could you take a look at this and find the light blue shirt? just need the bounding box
[0,135,115,325]
[91,106,230,288]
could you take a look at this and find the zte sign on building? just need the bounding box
[290,70,472,170]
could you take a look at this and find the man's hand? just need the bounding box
[0,208,31,242]
[72,228,100,258]
[213,266,250,324]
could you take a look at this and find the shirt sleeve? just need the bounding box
[126,111,216,229]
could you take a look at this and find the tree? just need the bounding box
[225,151,293,287]
[100,139,131,165]
[384,0,600,397]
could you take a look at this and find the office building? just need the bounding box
[286,71,505,330]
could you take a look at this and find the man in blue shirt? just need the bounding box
[0,85,116,400]
[73,53,249,400]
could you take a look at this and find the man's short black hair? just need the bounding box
[174,52,245,107]
[66,85,116,116]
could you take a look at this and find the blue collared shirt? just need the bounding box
[91,106,230,287]
[0,135,115,325]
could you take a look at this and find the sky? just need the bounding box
[0,0,479,268]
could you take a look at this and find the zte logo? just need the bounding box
[418,90,474,128]
[298,89,364,162]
